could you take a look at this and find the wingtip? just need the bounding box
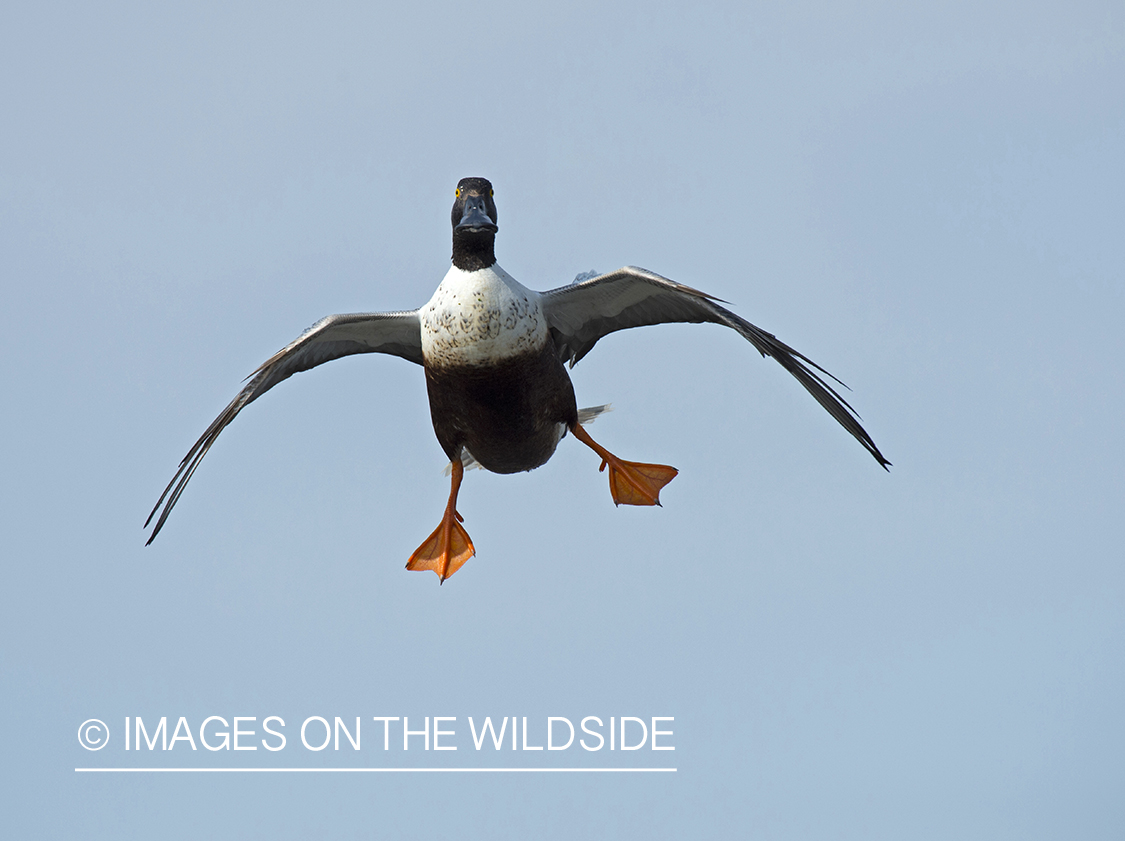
[144,519,162,545]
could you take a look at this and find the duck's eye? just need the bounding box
[455,187,461,198]
[490,189,494,196]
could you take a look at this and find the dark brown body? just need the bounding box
[424,342,578,473]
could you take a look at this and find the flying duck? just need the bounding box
[146,177,889,581]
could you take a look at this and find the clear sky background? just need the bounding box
[2,1,1122,838]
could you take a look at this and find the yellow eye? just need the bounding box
[455,187,461,197]
[490,189,494,196]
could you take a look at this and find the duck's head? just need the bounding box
[451,177,498,271]
[452,177,498,233]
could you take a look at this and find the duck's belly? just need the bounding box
[424,346,579,474]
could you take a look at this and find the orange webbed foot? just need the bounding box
[406,456,474,583]
[570,422,678,507]
[599,457,678,506]
[406,510,475,582]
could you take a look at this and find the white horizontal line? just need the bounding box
[76,767,676,773]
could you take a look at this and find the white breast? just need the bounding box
[420,264,548,367]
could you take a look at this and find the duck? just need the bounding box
[146,176,889,581]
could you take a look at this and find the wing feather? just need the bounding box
[145,310,423,543]
[541,267,889,468]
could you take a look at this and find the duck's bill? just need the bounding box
[456,203,498,233]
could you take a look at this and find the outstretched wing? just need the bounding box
[145,310,423,543]
[540,266,889,468]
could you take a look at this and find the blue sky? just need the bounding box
[2,1,1123,837]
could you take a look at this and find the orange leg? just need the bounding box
[407,456,475,582]
[569,423,678,506]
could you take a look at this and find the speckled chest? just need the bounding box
[420,264,548,367]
